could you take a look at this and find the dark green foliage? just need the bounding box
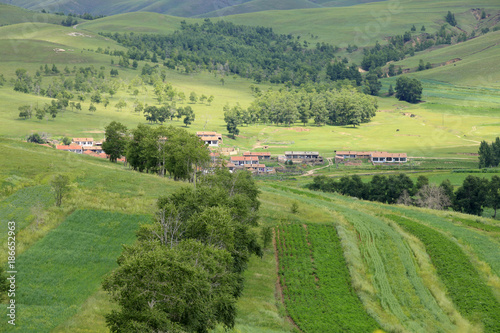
[363,71,381,96]
[418,59,425,71]
[445,11,457,26]
[18,105,32,119]
[102,19,339,86]
[453,175,488,215]
[326,61,362,85]
[276,223,380,332]
[26,133,45,144]
[62,137,71,145]
[387,215,500,332]
[104,170,262,332]
[388,84,394,96]
[478,137,500,168]
[102,121,128,163]
[487,175,500,218]
[126,125,209,180]
[395,76,422,103]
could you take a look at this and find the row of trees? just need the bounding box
[102,122,209,181]
[308,174,500,216]
[103,169,263,332]
[478,137,500,168]
[223,86,378,137]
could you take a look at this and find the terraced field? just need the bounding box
[264,184,500,332]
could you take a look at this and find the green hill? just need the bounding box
[0,3,72,26]
[0,0,386,17]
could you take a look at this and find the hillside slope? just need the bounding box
[0,3,72,26]
[0,0,385,17]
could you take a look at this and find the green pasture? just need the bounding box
[1,209,150,332]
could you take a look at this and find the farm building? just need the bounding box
[371,152,407,163]
[243,151,271,160]
[72,138,94,147]
[230,156,259,166]
[335,151,408,163]
[199,136,220,147]
[284,151,322,163]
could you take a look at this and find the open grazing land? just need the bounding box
[1,0,500,332]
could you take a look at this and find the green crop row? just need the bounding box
[2,209,150,332]
[276,223,379,332]
[387,214,500,332]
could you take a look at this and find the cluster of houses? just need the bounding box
[51,131,407,174]
[55,138,126,162]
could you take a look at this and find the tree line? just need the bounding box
[308,173,500,217]
[478,137,500,168]
[223,85,377,137]
[103,169,264,332]
[102,122,210,181]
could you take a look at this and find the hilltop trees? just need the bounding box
[445,11,457,26]
[478,138,500,168]
[103,169,262,332]
[395,76,422,103]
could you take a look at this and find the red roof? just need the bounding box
[336,151,371,156]
[231,156,259,161]
[56,145,82,150]
[200,136,219,141]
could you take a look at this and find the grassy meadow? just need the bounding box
[1,1,500,332]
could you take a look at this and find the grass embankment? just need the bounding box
[276,222,379,332]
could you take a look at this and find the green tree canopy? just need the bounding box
[395,76,423,103]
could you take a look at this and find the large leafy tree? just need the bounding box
[395,76,423,103]
[102,121,129,162]
[453,175,488,215]
[104,169,262,332]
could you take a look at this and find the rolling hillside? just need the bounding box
[0,3,73,26]
[1,0,386,17]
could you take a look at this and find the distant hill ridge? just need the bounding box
[0,0,386,17]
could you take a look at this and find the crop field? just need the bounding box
[276,222,379,332]
[1,209,150,332]
[387,214,500,332]
[261,184,500,332]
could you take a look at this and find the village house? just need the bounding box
[284,151,323,163]
[230,156,259,166]
[197,132,222,147]
[72,137,94,147]
[371,152,407,163]
[56,144,83,154]
[335,151,408,163]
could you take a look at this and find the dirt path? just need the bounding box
[301,157,333,177]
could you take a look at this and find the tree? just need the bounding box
[224,106,240,139]
[411,24,416,32]
[481,10,486,19]
[445,11,457,26]
[91,91,102,104]
[183,106,195,127]
[418,59,425,71]
[115,99,127,112]
[478,140,494,168]
[110,69,119,77]
[102,121,128,162]
[62,137,71,145]
[414,184,451,210]
[453,175,488,215]
[89,103,97,113]
[51,174,69,207]
[207,95,214,105]
[388,63,396,77]
[487,176,500,218]
[189,91,198,104]
[395,76,422,103]
[363,72,382,96]
[75,102,82,112]
[27,133,44,143]
[421,25,426,32]
[388,84,394,96]
[35,106,46,120]
[18,105,32,119]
